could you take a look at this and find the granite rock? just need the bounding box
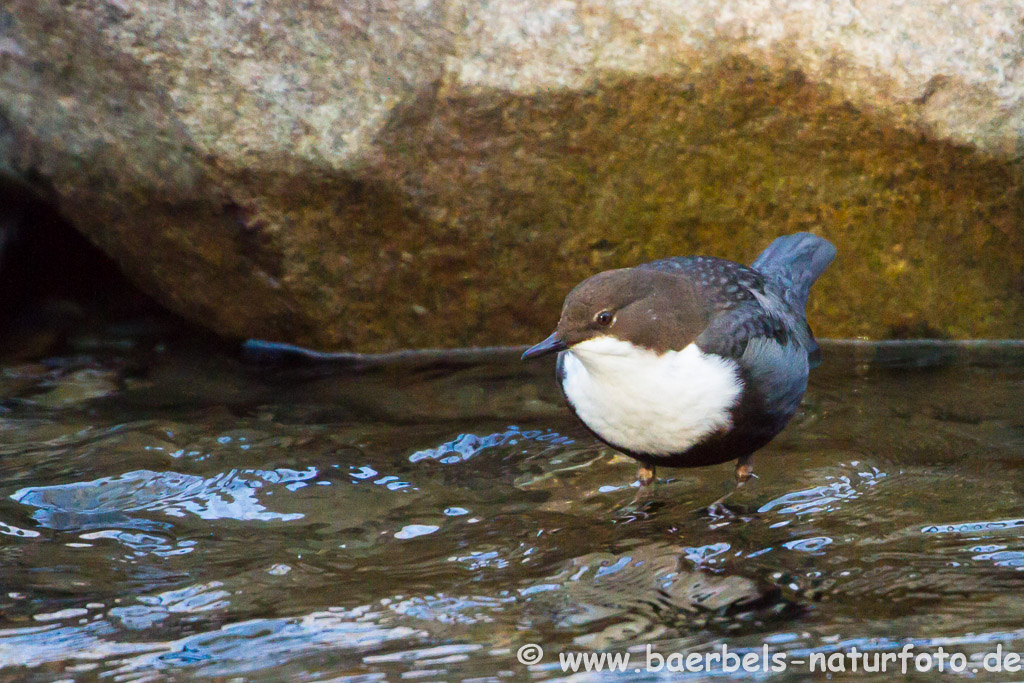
[1,0,1022,349]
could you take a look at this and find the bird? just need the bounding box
[521,232,836,514]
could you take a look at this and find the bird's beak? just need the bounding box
[521,332,568,360]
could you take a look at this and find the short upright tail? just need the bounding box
[752,232,836,311]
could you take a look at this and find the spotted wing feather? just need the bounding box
[641,255,812,430]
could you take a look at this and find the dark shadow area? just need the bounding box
[0,180,225,362]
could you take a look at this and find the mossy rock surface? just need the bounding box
[1,1,1022,350]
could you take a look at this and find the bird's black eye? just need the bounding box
[595,310,614,326]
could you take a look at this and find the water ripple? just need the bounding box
[408,426,573,464]
[79,529,196,558]
[969,546,1024,570]
[921,518,1024,534]
[386,595,513,626]
[759,465,887,516]
[0,621,159,669]
[110,581,232,630]
[11,467,319,531]
[111,608,424,678]
[783,536,834,553]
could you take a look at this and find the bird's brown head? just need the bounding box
[522,267,708,360]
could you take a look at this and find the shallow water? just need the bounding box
[1,338,1023,681]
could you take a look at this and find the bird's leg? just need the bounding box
[735,457,755,487]
[630,464,657,504]
[637,464,657,488]
[706,456,756,517]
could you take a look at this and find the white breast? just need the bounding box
[560,336,743,456]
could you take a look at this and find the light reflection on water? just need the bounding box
[757,465,887,515]
[12,467,320,529]
[0,343,1021,680]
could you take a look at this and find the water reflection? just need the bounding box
[110,581,231,629]
[112,607,424,679]
[409,426,574,464]
[12,467,320,531]
[922,518,1024,534]
[757,464,887,516]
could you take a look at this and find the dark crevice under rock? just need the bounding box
[0,179,216,361]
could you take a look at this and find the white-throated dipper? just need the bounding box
[522,232,836,512]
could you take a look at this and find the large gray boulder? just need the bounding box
[2,0,1022,350]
